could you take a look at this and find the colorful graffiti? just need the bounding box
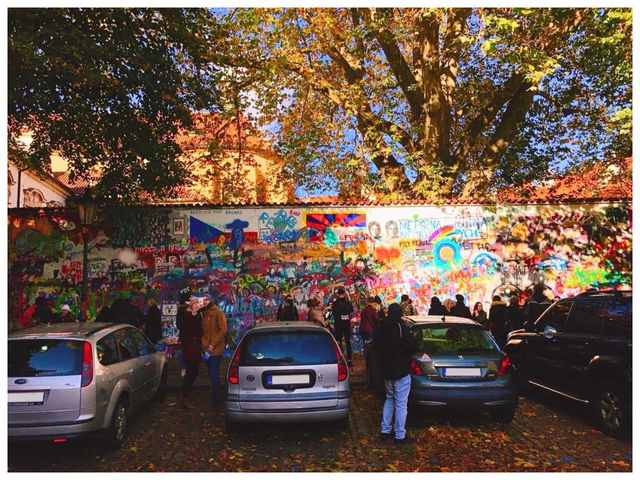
[8,203,632,353]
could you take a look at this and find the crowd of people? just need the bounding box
[24,283,553,427]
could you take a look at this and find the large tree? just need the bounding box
[8,8,222,202]
[215,8,632,200]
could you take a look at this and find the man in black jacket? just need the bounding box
[331,287,355,366]
[452,294,472,318]
[374,303,418,444]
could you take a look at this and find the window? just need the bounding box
[240,330,337,366]
[535,302,571,332]
[130,329,152,356]
[414,325,496,355]
[566,300,603,335]
[602,298,632,337]
[9,339,83,377]
[114,328,138,360]
[96,334,119,365]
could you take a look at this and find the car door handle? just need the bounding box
[127,369,134,375]
[145,362,151,367]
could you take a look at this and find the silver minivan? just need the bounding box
[8,322,168,448]
[225,321,350,431]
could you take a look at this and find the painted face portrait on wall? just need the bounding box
[385,220,399,238]
[368,221,382,239]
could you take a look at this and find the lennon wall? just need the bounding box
[8,202,632,346]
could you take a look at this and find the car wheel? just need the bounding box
[491,406,516,425]
[593,382,630,438]
[153,367,168,402]
[104,398,128,449]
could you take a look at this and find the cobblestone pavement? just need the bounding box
[7,353,632,472]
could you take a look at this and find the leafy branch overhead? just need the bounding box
[8,8,632,202]
[8,8,224,203]
[215,8,631,200]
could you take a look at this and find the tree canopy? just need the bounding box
[8,8,632,203]
[8,8,222,202]
[214,8,632,200]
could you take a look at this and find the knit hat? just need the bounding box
[61,304,70,312]
[203,293,212,301]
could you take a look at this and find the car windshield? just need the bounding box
[240,330,336,366]
[413,325,497,356]
[9,339,84,377]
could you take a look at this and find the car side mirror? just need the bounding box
[542,325,557,339]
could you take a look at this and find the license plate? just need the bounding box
[267,374,310,385]
[9,391,45,404]
[443,368,482,377]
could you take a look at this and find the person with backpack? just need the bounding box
[331,287,355,366]
[374,303,418,444]
[277,295,298,321]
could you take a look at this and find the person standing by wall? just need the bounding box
[52,304,76,323]
[306,298,325,326]
[200,293,228,408]
[400,294,417,316]
[359,296,380,345]
[471,301,488,328]
[179,296,203,409]
[523,284,552,328]
[489,295,508,348]
[277,294,298,321]
[143,297,163,344]
[452,294,472,318]
[428,296,445,315]
[331,287,355,366]
[505,295,525,333]
[374,303,418,444]
[443,298,455,314]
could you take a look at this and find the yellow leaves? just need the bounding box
[129,446,138,452]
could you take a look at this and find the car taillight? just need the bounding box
[333,340,348,382]
[81,341,93,387]
[498,355,511,376]
[410,359,424,376]
[228,344,242,385]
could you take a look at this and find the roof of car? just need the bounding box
[8,322,128,339]
[249,320,328,331]
[404,315,481,326]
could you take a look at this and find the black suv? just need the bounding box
[505,290,632,437]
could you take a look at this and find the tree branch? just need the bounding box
[360,8,424,122]
[452,73,527,165]
[460,84,535,197]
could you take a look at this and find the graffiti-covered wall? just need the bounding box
[8,203,632,347]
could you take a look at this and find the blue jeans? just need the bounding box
[205,355,223,404]
[381,374,411,440]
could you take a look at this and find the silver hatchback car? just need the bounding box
[225,321,350,432]
[8,322,168,448]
